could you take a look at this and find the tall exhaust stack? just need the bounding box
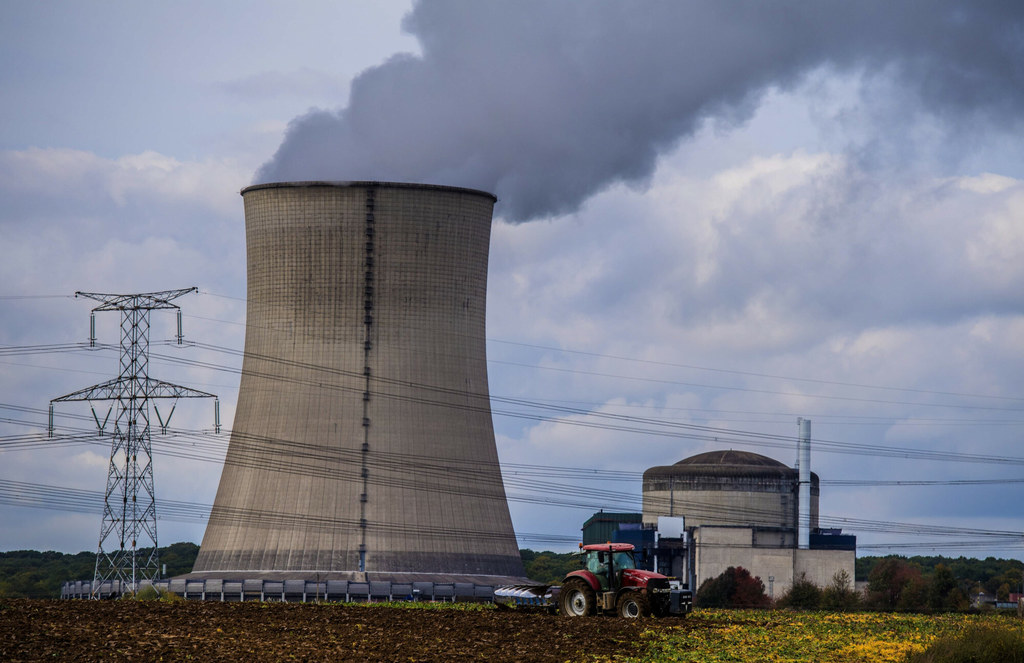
[192,181,525,583]
[797,417,811,550]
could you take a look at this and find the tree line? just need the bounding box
[857,555,1024,600]
[0,543,199,599]
[697,555,1024,612]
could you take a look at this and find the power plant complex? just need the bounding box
[58,180,854,602]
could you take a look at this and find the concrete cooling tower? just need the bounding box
[191,181,526,585]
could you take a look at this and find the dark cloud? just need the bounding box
[256,0,1023,221]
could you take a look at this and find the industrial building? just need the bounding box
[642,449,818,540]
[587,432,855,597]
[189,181,526,587]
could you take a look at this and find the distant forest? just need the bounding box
[855,555,1023,597]
[2,545,1020,600]
[0,543,199,599]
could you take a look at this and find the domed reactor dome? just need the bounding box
[191,182,525,584]
[642,450,819,534]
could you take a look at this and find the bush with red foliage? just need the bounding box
[695,566,770,608]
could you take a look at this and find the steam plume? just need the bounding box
[256,0,1023,221]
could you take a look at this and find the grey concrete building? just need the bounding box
[642,450,853,596]
[642,450,820,546]
[191,181,525,584]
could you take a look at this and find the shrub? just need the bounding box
[777,574,822,610]
[128,585,183,602]
[821,569,860,611]
[905,625,1024,663]
[695,566,770,609]
[134,585,161,601]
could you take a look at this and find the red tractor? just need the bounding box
[558,543,692,618]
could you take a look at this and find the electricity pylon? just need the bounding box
[49,288,218,597]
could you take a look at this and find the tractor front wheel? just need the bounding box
[559,579,595,617]
[616,591,650,618]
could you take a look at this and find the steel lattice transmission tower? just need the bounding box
[50,288,218,596]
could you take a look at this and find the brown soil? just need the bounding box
[0,599,692,662]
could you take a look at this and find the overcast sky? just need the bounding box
[2,1,1023,561]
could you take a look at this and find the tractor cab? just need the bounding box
[582,543,636,591]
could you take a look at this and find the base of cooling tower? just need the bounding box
[61,572,534,602]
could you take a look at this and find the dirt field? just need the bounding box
[0,599,682,662]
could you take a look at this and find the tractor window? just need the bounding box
[586,552,605,575]
[613,551,636,570]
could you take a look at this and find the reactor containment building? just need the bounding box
[190,181,526,585]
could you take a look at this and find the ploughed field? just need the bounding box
[3,599,1020,662]
[0,598,658,662]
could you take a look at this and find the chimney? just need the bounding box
[797,417,811,550]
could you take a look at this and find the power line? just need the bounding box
[0,412,1000,533]
[3,478,1021,551]
[490,359,1024,413]
[8,414,1022,553]
[825,478,1024,487]
[11,376,1024,468]
[136,342,1024,466]
[5,293,1021,557]
[188,291,1024,408]
[0,294,74,300]
[487,338,1024,404]
[5,322,1024,414]
[7,341,1020,426]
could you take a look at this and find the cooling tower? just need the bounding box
[191,181,525,583]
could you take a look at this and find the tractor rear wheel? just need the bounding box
[616,591,650,618]
[559,579,595,617]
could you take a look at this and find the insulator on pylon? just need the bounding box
[89,313,96,347]
[176,309,183,345]
[48,404,54,438]
[214,399,221,434]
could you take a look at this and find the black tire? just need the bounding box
[559,579,596,617]
[616,591,650,618]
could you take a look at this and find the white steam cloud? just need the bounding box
[256,0,1024,221]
